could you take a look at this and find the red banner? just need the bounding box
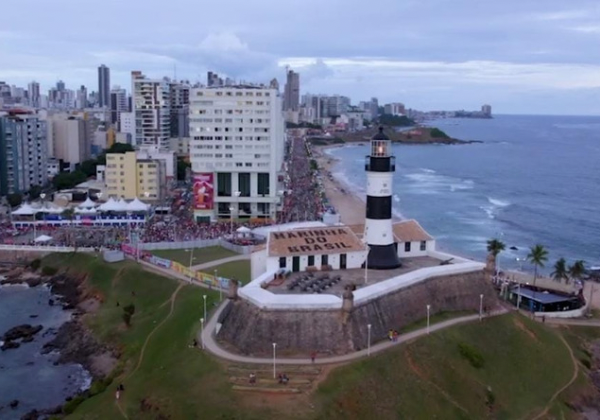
[193,173,214,210]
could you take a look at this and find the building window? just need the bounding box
[279,257,286,269]
[308,255,314,266]
[217,172,232,197]
[405,242,411,252]
[238,173,250,197]
[420,241,427,251]
[321,254,329,266]
[257,173,269,195]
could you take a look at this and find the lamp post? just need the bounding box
[479,294,484,321]
[228,207,235,235]
[272,342,277,379]
[367,324,372,356]
[200,318,205,349]
[427,304,431,334]
[203,295,207,322]
[215,269,222,301]
[188,248,194,283]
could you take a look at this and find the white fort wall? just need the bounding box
[240,249,485,310]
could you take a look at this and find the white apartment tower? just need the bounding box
[189,85,285,222]
[131,71,170,148]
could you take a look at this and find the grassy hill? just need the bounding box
[333,126,473,145]
[38,254,598,420]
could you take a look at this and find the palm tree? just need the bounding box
[527,244,549,310]
[551,258,569,283]
[486,238,506,276]
[569,260,586,283]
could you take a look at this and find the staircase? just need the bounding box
[227,364,323,394]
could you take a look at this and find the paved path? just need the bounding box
[199,302,508,365]
[190,254,250,271]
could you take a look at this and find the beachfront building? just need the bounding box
[189,83,285,222]
[0,111,48,196]
[105,151,166,201]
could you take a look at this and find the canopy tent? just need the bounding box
[37,203,64,214]
[34,234,53,243]
[11,204,37,216]
[236,226,252,234]
[78,197,97,209]
[97,197,120,212]
[74,207,98,214]
[126,198,150,212]
[116,198,129,212]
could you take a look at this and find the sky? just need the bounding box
[1,0,600,115]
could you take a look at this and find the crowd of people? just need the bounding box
[279,137,329,223]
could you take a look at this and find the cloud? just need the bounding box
[534,10,591,21]
[568,25,600,33]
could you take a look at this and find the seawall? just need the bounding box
[217,270,497,356]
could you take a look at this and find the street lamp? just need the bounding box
[272,342,277,379]
[228,206,235,234]
[367,324,372,356]
[200,318,205,349]
[188,248,195,283]
[426,304,431,334]
[203,295,207,321]
[479,294,484,321]
[215,269,221,301]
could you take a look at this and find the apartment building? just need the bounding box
[189,85,285,222]
[0,111,48,196]
[46,113,91,169]
[105,151,166,201]
[131,71,170,148]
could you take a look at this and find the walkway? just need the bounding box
[199,302,508,365]
[190,254,250,271]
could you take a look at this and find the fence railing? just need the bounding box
[0,244,96,253]
[139,239,254,255]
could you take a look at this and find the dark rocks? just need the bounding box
[10,399,19,409]
[1,341,20,351]
[21,409,39,420]
[48,299,54,306]
[29,315,38,318]
[2,324,43,341]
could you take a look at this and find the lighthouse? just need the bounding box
[364,127,402,269]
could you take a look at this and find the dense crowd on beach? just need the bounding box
[0,137,331,248]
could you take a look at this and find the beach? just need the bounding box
[313,145,366,226]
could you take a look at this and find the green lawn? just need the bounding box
[204,260,252,283]
[315,313,575,420]
[151,246,238,266]
[42,253,271,420]
[400,310,476,334]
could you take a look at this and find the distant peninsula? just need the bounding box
[309,126,481,146]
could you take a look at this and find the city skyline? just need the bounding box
[1,0,600,115]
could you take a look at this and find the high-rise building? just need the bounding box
[0,111,48,196]
[98,64,111,108]
[46,113,91,168]
[207,71,223,87]
[110,86,128,127]
[105,151,166,201]
[369,97,379,120]
[76,85,88,109]
[481,104,492,117]
[169,80,190,138]
[283,70,300,111]
[189,84,285,222]
[131,71,171,148]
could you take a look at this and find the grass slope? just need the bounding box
[315,313,574,420]
[151,246,238,266]
[43,253,268,420]
[206,260,252,283]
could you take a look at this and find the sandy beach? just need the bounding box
[313,145,366,226]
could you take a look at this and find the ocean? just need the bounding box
[328,115,600,272]
[0,284,90,419]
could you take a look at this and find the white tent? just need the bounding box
[75,207,98,214]
[11,203,37,216]
[34,234,53,243]
[236,226,252,234]
[78,197,97,209]
[126,198,150,212]
[115,198,128,212]
[98,197,119,212]
[38,203,64,214]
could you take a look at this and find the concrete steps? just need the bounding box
[227,363,322,393]
[232,385,302,394]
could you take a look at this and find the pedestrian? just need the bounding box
[388,329,394,341]
[115,388,120,400]
[393,330,399,342]
[542,315,546,323]
[310,351,316,363]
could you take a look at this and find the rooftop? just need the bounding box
[512,287,578,304]
[268,226,365,257]
[348,220,434,243]
[266,256,445,296]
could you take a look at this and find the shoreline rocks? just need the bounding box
[1,324,43,351]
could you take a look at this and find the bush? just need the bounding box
[89,377,113,396]
[458,343,485,368]
[122,312,132,327]
[332,137,345,144]
[581,358,592,370]
[124,304,136,315]
[41,266,58,276]
[430,127,450,138]
[485,387,495,407]
[29,259,41,271]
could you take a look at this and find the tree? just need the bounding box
[569,260,586,283]
[527,244,549,306]
[6,193,22,208]
[177,159,191,181]
[378,114,415,127]
[79,159,98,177]
[27,185,42,200]
[551,258,569,283]
[430,128,450,138]
[52,170,88,190]
[486,238,505,275]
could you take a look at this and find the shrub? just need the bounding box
[124,304,136,315]
[89,377,113,396]
[430,128,450,138]
[122,312,132,327]
[29,259,41,271]
[41,266,58,276]
[458,343,485,368]
[581,358,592,370]
[485,387,495,407]
[332,137,345,144]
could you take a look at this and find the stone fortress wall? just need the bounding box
[217,269,498,357]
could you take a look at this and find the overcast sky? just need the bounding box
[1,0,600,114]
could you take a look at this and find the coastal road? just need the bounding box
[198,302,508,365]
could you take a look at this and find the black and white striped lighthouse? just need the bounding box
[364,127,402,269]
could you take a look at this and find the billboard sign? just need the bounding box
[193,173,214,210]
